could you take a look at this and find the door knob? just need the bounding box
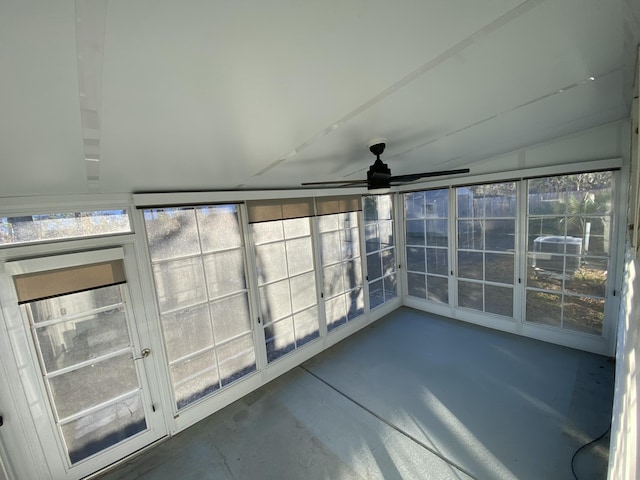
[133,348,151,360]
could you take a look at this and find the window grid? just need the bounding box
[253,218,319,363]
[319,212,363,332]
[143,206,256,410]
[525,173,613,335]
[405,189,449,303]
[455,183,516,318]
[364,195,397,309]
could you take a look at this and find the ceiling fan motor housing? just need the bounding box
[367,143,392,189]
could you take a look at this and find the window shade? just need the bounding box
[315,195,362,216]
[247,198,314,223]
[13,260,126,304]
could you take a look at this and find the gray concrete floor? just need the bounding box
[99,308,614,480]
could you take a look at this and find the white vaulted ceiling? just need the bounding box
[0,0,638,197]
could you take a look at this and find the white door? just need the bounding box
[5,248,165,479]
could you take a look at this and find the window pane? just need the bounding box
[406,220,425,245]
[347,288,365,320]
[203,250,246,298]
[318,214,339,232]
[427,275,448,303]
[528,177,567,215]
[485,253,514,285]
[458,220,484,250]
[63,394,146,464]
[365,224,379,253]
[326,295,347,330]
[259,280,292,323]
[146,209,199,262]
[426,219,448,246]
[49,353,137,420]
[527,218,565,250]
[485,219,515,251]
[458,251,483,280]
[407,273,426,298]
[161,304,214,362]
[384,274,397,301]
[197,206,242,252]
[527,258,562,291]
[406,247,425,273]
[35,309,129,373]
[324,264,345,298]
[345,258,363,288]
[426,247,448,276]
[294,307,320,346]
[265,318,296,362]
[367,252,383,279]
[565,258,607,297]
[210,293,251,344]
[171,350,219,409]
[283,217,310,238]
[563,296,604,335]
[152,257,207,312]
[369,280,384,309]
[321,231,342,266]
[255,242,287,284]
[1,210,131,247]
[526,291,561,328]
[342,227,361,259]
[458,281,483,311]
[291,272,317,312]
[485,285,513,317]
[379,220,394,248]
[286,237,314,276]
[382,249,395,276]
[217,333,256,386]
[251,221,283,244]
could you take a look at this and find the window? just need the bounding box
[526,172,613,335]
[364,195,397,308]
[143,205,256,409]
[318,212,363,331]
[252,217,319,363]
[0,210,131,246]
[405,189,449,303]
[456,183,516,317]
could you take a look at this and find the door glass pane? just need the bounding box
[210,293,251,344]
[62,394,146,464]
[35,308,129,373]
[145,209,200,261]
[485,253,514,284]
[265,317,296,362]
[203,250,246,298]
[23,283,149,464]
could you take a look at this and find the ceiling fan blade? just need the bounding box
[389,168,470,184]
[301,179,367,186]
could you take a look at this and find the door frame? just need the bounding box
[0,236,168,480]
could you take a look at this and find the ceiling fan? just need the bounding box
[301,140,470,190]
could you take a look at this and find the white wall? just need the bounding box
[609,250,640,479]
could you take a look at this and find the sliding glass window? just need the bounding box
[143,206,256,409]
[364,195,397,308]
[252,217,319,363]
[456,183,516,317]
[405,189,449,303]
[526,172,613,335]
[318,212,363,332]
